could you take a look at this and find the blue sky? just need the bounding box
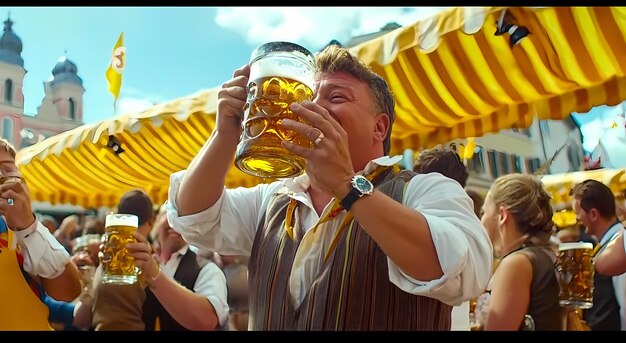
[3,6,621,153]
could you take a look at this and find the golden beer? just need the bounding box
[555,242,594,309]
[100,214,139,285]
[235,41,316,178]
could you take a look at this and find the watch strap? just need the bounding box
[340,187,362,212]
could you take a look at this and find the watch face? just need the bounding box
[353,175,373,194]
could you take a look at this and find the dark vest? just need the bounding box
[142,249,201,331]
[247,169,452,330]
[515,246,566,330]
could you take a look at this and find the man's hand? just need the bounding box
[281,101,354,198]
[126,231,160,284]
[216,64,250,137]
[0,178,36,231]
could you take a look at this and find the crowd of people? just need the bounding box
[2,43,626,331]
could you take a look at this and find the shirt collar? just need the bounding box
[171,244,189,259]
[277,155,402,196]
[598,221,624,246]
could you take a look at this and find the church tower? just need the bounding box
[0,14,26,142]
[41,55,85,122]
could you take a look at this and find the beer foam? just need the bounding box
[105,213,138,228]
[559,242,593,251]
[250,56,315,90]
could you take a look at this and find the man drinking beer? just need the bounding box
[166,44,493,330]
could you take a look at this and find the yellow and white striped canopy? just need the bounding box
[350,6,626,151]
[16,6,626,207]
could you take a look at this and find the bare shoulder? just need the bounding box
[493,253,533,284]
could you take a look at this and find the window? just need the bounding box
[567,143,582,172]
[498,152,510,175]
[487,151,499,178]
[467,147,485,174]
[4,79,12,103]
[526,158,542,173]
[513,155,523,173]
[2,117,13,142]
[68,98,76,120]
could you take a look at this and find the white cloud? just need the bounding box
[117,97,158,116]
[215,7,447,51]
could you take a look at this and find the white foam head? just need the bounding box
[105,213,138,228]
[249,52,315,90]
[559,242,593,251]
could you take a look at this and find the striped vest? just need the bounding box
[248,170,452,330]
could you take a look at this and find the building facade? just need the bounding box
[463,116,585,195]
[0,15,84,149]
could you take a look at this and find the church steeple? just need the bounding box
[0,13,24,66]
[50,55,83,87]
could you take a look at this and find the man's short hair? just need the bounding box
[117,189,154,226]
[570,179,616,219]
[413,146,469,188]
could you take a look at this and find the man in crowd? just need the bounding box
[571,180,626,330]
[88,190,228,330]
[166,44,492,330]
[0,138,81,330]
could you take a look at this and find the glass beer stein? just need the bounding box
[555,242,594,309]
[235,41,316,178]
[100,214,139,285]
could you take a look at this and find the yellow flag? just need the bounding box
[105,32,125,100]
[462,137,476,160]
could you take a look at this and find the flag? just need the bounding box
[105,32,125,100]
[461,137,476,161]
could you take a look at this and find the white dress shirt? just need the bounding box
[166,156,493,307]
[10,219,70,279]
[160,245,230,326]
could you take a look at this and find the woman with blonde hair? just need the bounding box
[476,173,565,330]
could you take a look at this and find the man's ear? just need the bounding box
[588,208,601,222]
[374,113,390,143]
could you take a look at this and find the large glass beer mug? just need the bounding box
[555,242,594,309]
[100,214,139,285]
[235,41,316,178]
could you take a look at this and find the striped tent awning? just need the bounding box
[16,6,626,208]
[16,89,265,208]
[541,168,626,211]
[348,6,626,151]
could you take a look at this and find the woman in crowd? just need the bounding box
[476,173,565,330]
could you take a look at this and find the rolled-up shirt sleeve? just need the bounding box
[387,173,493,306]
[13,220,71,279]
[166,170,284,257]
[194,262,230,327]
